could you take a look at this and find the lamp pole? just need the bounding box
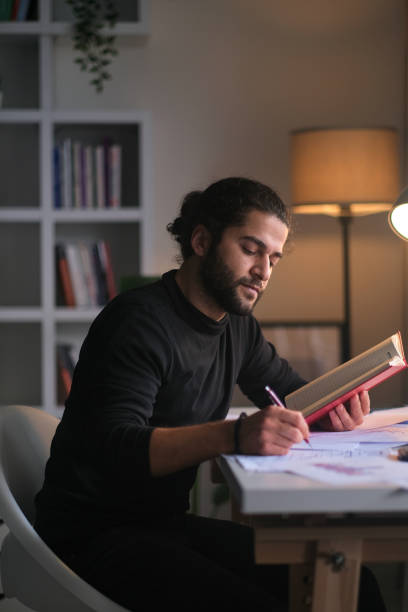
[338,210,352,362]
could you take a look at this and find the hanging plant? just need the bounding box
[66,0,119,93]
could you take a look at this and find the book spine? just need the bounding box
[55,243,75,307]
[16,0,30,20]
[0,0,14,20]
[56,344,75,402]
[103,139,111,208]
[65,242,91,307]
[95,145,105,208]
[91,242,109,305]
[78,241,98,306]
[98,240,117,301]
[85,145,94,208]
[10,0,19,20]
[80,143,87,208]
[62,138,72,208]
[109,144,121,207]
[72,141,82,209]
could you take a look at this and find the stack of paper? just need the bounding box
[234,406,408,488]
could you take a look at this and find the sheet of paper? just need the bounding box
[236,445,395,472]
[302,424,408,446]
[356,406,408,429]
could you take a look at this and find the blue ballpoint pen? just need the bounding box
[264,385,312,448]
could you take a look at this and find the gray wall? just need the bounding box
[55,0,408,407]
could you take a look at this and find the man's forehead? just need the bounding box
[234,211,288,241]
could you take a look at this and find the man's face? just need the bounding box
[199,210,288,316]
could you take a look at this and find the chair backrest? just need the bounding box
[0,405,129,612]
[0,404,58,524]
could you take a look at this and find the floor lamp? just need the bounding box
[290,127,399,361]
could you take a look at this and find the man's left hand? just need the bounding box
[316,390,370,432]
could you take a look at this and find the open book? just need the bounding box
[285,331,407,425]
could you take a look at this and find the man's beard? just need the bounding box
[199,246,263,316]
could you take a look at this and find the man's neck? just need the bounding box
[175,260,226,322]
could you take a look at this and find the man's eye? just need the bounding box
[242,246,255,255]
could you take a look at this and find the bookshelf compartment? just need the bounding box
[0,322,41,406]
[0,222,40,306]
[54,222,140,307]
[0,37,39,108]
[53,123,140,210]
[55,321,89,408]
[0,123,39,207]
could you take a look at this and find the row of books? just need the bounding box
[0,0,34,20]
[53,139,122,209]
[56,239,117,308]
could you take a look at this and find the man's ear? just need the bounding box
[190,225,211,256]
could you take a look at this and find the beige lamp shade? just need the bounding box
[291,128,400,217]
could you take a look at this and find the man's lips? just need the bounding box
[240,282,262,297]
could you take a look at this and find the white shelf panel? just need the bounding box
[0,208,42,221]
[51,110,149,124]
[0,110,42,122]
[0,308,43,321]
[0,23,41,35]
[50,22,149,37]
[52,209,143,222]
[54,307,102,322]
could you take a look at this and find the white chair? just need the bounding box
[0,404,129,611]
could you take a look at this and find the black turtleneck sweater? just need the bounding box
[34,270,305,553]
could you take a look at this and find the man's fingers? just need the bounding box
[347,394,365,426]
[263,405,309,445]
[267,404,310,440]
[359,390,371,415]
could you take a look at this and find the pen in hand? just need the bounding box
[264,385,312,448]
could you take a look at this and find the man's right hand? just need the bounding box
[149,405,310,477]
[238,405,310,455]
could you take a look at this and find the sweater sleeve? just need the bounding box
[66,302,172,481]
[236,317,307,407]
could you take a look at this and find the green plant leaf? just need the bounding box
[67,0,119,93]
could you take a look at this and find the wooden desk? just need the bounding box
[217,454,408,612]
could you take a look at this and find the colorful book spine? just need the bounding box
[97,240,117,301]
[65,242,91,307]
[56,344,76,402]
[72,141,82,209]
[109,144,122,207]
[103,139,111,208]
[78,241,98,306]
[55,243,75,307]
[95,145,105,208]
[84,145,94,208]
[91,242,109,305]
[62,138,72,208]
[16,0,30,21]
[53,137,124,209]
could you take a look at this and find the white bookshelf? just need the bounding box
[0,0,152,415]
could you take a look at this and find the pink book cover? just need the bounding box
[286,331,407,426]
[305,358,407,425]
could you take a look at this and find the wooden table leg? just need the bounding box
[311,539,362,612]
[289,564,314,612]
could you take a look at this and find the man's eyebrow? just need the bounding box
[240,235,283,258]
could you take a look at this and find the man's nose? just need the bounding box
[252,256,271,282]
